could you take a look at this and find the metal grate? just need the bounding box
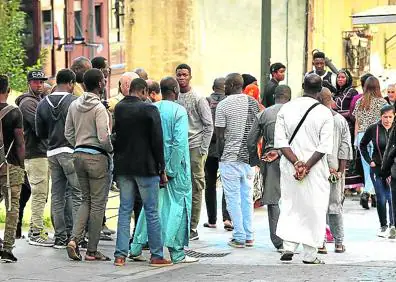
[184,249,230,258]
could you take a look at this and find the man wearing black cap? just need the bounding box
[15,71,53,247]
[262,63,286,107]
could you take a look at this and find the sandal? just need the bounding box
[317,245,327,254]
[302,257,325,264]
[85,251,111,261]
[66,240,82,261]
[335,244,346,253]
[203,223,217,228]
[223,220,234,231]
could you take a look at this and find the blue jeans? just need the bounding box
[357,132,374,194]
[370,168,394,227]
[114,175,163,259]
[219,161,254,243]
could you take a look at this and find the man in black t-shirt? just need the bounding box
[0,75,25,263]
[305,51,337,94]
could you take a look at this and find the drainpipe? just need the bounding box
[88,0,95,58]
[303,0,309,76]
[50,0,56,76]
[260,0,271,102]
[285,0,289,84]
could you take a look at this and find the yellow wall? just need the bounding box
[124,0,262,95]
[311,0,396,71]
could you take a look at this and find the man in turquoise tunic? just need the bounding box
[130,77,198,263]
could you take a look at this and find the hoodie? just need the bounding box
[65,92,113,154]
[15,92,48,159]
[206,92,226,158]
[36,92,77,156]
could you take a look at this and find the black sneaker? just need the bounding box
[1,250,17,263]
[53,238,68,249]
[78,239,88,251]
[189,230,199,241]
[99,231,113,241]
[102,224,116,235]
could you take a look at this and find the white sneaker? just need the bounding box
[175,255,199,264]
[388,226,396,239]
[377,226,389,238]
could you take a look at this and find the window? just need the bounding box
[42,10,53,46]
[74,10,83,39]
[95,5,102,37]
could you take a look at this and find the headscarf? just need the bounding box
[336,69,353,93]
[243,84,260,102]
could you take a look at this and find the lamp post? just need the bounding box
[260,0,271,101]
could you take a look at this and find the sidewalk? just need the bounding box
[1,199,396,281]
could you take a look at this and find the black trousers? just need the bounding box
[204,156,230,225]
[389,169,396,225]
[17,173,31,236]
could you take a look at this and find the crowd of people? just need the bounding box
[0,50,396,267]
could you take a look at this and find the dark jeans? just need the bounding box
[71,153,110,253]
[371,168,393,227]
[17,173,31,235]
[204,156,230,224]
[49,153,82,241]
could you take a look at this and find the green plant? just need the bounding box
[0,1,48,93]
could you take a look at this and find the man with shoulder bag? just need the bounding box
[0,75,25,262]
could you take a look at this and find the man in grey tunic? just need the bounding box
[247,85,291,251]
[318,87,352,254]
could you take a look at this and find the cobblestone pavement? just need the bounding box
[1,198,396,282]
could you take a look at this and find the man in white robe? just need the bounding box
[274,74,334,264]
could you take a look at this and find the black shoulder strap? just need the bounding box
[289,102,320,145]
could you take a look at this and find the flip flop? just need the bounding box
[335,244,346,253]
[203,223,217,228]
[85,251,111,261]
[224,223,234,231]
[66,241,82,261]
[302,258,325,264]
[317,246,328,254]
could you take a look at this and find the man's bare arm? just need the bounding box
[305,152,325,172]
[216,127,225,159]
[14,128,25,168]
[338,159,347,173]
[280,147,298,164]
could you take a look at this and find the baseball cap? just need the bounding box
[270,63,286,74]
[27,70,48,82]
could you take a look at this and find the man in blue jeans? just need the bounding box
[215,73,260,248]
[113,78,171,267]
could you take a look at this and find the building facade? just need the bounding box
[21,0,111,78]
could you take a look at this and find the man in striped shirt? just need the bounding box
[215,73,260,248]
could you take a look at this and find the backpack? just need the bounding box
[0,105,16,169]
